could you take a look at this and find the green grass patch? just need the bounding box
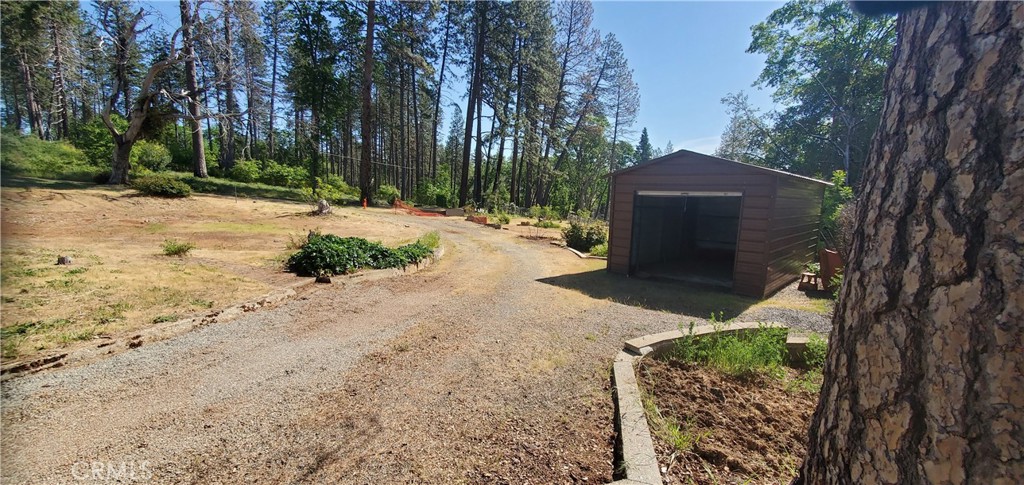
[0,132,101,182]
[131,174,192,197]
[151,314,179,324]
[162,239,196,257]
[672,317,789,379]
[162,172,347,204]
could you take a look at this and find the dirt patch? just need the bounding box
[637,358,818,484]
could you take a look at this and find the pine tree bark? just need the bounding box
[49,19,71,139]
[358,1,375,203]
[180,0,207,178]
[17,51,43,138]
[797,3,1023,483]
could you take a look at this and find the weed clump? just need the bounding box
[162,239,196,256]
[287,231,438,277]
[672,315,789,378]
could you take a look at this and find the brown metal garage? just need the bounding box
[607,150,830,298]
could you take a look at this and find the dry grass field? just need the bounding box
[0,180,425,361]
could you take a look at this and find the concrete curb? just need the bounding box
[0,245,447,380]
[611,323,814,484]
[563,245,608,260]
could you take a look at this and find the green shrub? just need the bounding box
[492,212,511,225]
[672,318,789,378]
[259,161,309,188]
[533,220,561,229]
[419,231,441,250]
[0,132,97,181]
[162,239,196,256]
[69,116,126,166]
[376,184,401,204]
[803,334,828,369]
[132,175,192,198]
[589,242,608,257]
[528,205,559,221]
[286,232,437,277]
[130,140,172,171]
[562,219,608,252]
[230,160,262,183]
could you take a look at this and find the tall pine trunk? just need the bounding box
[797,3,1023,483]
[358,1,375,203]
[219,0,237,170]
[180,0,207,178]
[50,21,71,139]
[17,51,43,138]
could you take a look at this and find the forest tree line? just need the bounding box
[0,0,641,217]
[1,0,894,218]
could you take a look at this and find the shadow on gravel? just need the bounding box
[537,270,756,320]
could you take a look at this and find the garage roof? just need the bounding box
[612,149,832,186]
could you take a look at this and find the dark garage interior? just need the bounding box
[630,194,742,288]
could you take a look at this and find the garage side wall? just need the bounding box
[607,154,774,297]
[763,175,826,296]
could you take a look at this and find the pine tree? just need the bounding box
[636,127,652,162]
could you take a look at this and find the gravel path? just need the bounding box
[1,212,831,483]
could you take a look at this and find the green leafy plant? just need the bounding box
[229,160,262,183]
[589,242,608,257]
[830,268,844,299]
[803,333,828,369]
[528,205,560,221]
[130,140,172,172]
[492,212,511,225]
[562,219,608,252]
[286,231,437,277]
[162,239,196,256]
[533,220,561,229]
[258,161,310,188]
[132,175,192,198]
[375,184,401,205]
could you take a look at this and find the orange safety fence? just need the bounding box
[393,199,445,217]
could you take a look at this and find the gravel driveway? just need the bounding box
[1,213,829,484]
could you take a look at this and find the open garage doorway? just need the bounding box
[629,192,742,289]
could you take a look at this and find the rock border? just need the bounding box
[0,244,446,380]
[610,322,812,485]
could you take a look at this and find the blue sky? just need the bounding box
[591,1,784,154]
[135,0,785,156]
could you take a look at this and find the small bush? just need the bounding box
[562,219,608,252]
[533,220,561,229]
[419,231,441,250]
[259,161,309,188]
[162,239,196,256]
[132,175,192,198]
[130,140,172,171]
[492,212,511,225]
[230,160,262,183]
[589,242,608,257]
[528,205,559,221]
[376,184,401,205]
[286,232,437,277]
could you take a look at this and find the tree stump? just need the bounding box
[313,199,332,216]
[57,256,72,265]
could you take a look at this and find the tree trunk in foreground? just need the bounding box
[797,2,1023,484]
